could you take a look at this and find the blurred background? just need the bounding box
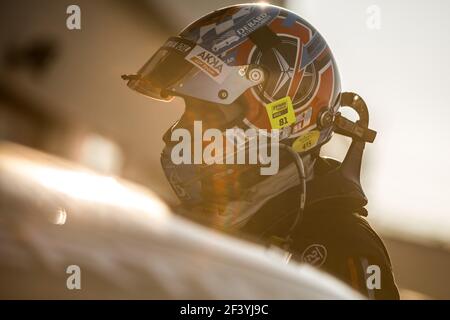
[0,0,449,299]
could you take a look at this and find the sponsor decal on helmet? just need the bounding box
[163,38,194,54]
[212,35,240,52]
[185,45,231,83]
[236,12,271,37]
[292,107,312,133]
[292,130,320,152]
[265,96,296,129]
[301,244,327,267]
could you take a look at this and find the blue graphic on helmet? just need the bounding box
[181,6,280,57]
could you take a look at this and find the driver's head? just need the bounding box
[124,4,341,229]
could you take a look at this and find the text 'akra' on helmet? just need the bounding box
[123,4,343,228]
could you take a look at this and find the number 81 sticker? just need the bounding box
[265,96,296,129]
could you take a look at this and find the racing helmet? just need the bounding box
[123,4,344,230]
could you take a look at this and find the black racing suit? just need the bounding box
[241,157,400,300]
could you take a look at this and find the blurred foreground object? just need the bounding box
[0,142,360,299]
[3,38,59,77]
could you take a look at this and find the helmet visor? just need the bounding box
[125,37,196,101]
[125,37,265,104]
